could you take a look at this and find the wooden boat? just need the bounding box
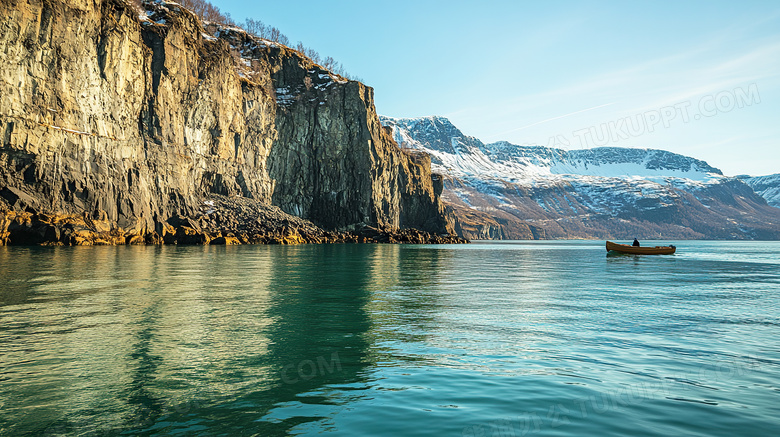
[606,241,676,255]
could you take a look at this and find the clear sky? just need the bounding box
[212,0,780,176]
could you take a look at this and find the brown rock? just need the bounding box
[210,236,241,245]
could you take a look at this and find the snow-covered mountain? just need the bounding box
[738,174,780,208]
[380,115,780,240]
[384,115,721,181]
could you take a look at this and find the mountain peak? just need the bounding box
[380,115,481,156]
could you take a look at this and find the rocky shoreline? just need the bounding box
[0,195,467,246]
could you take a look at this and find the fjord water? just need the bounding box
[1,242,778,436]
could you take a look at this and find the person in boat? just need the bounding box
[632,238,640,247]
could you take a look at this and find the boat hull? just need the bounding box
[606,241,676,255]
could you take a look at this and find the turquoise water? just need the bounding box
[1,241,779,436]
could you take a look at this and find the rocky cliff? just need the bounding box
[0,0,457,245]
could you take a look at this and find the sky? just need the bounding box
[212,0,780,176]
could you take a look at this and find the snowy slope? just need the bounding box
[739,174,780,207]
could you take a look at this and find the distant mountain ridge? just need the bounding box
[383,115,721,179]
[381,115,780,240]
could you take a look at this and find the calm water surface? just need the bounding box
[1,241,779,436]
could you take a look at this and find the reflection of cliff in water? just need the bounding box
[212,244,381,435]
[114,244,400,436]
[246,244,456,434]
[0,244,456,435]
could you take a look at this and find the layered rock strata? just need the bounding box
[0,0,458,245]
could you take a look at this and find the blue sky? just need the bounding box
[212,0,780,176]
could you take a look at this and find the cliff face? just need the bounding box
[0,0,452,244]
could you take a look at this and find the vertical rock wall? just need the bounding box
[0,0,452,243]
